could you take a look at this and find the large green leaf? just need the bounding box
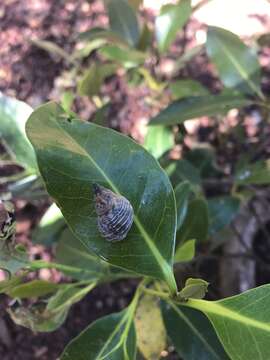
[155,0,191,53]
[162,301,229,360]
[105,0,140,47]
[0,92,36,172]
[61,309,137,360]
[206,26,263,98]
[208,196,240,235]
[26,102,177,293]
[149,93,253,126]
[187,284,270,360]
[143,125,174,159]
[7,280,58,299]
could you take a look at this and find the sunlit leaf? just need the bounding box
[143,125,174,159]
[206,26,263,98]
[174,239,195,263]
[155,0,191,53]
[32,202,66,245]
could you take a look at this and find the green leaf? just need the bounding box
[60,309,137,360]
[0,244,28,275]
[174,239,195,263]
[235,160,270,185]
[137,24,152,52]
[135,294,166,360]
[177,198,209,243]
[9,283,96,332]
[170,160,201,188]
[0,92,36,172]
[149,93,253,126]
[206,26,263,98]
[105,0,140,47]
[187,284,270,360]
[78,27,128,46]
[61,91,75,113]
[30,39,74,64]
[0,275,23,294]
[8,304,69,332]
[47,283,95,313]
[178,278,209,300]
[185,147,222,179]
[143,125,174,159]
[208,196,240,235]
[26,102,177,293]
[99,45,146,68]
[174,181,191,230]
[92,103,111,127]
[7,280,58,299]
[170,79,209,100]
[162,301,229,360]
[155,0,191,53]
[32,202,66,245]
[55,228,131,281]
[78,63,117,97]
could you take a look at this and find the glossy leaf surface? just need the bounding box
[61,309,136,360]
[26,102,177,291]
[155,0,191,53]
[162,301,229,360]
[206,26,262,98]
[150,93,252,126]
[208,196,240,235]
[188,284,270,360]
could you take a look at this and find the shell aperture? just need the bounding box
[93,184,134,242]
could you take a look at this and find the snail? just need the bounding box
[93,183,134,242]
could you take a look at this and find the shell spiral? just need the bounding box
[93,184,134,242]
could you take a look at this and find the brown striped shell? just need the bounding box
[93,184,134,242]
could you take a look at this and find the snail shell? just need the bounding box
[93,183,134,242]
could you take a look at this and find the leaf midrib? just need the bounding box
[212,35,262,98]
